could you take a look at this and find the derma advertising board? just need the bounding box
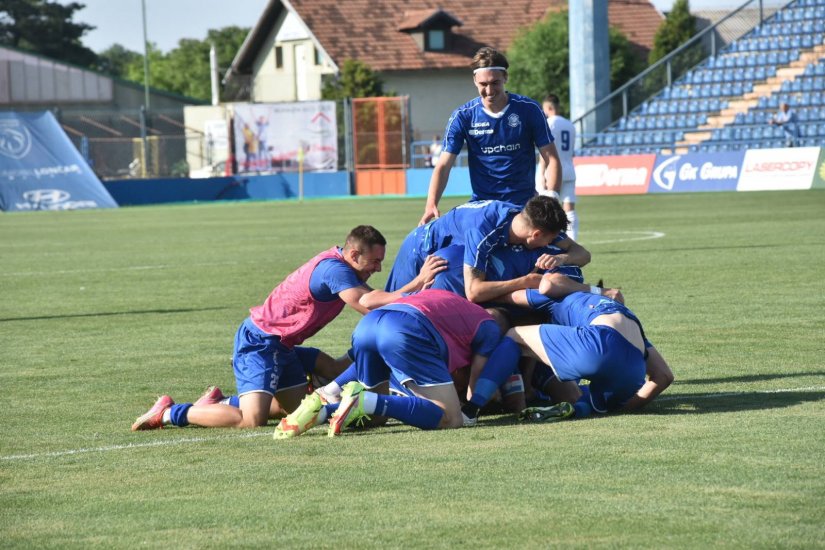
[0,111,117,212]
[650,151,743,193]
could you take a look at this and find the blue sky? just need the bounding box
[64,0,269,53]
[65,0,783,54]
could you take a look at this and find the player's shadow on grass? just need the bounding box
[645,389,825,415]
[676,372,825,385]
[0,305,230,323]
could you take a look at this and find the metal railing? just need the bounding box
[572,0,788,143]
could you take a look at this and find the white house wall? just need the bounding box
[250,10,333,103]
[382,70,477,140]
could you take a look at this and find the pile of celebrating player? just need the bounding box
[131,47,674,438]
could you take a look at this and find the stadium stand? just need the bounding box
[580,0,825,156]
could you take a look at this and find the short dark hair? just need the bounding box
[522,195,568,234]
[543,94,561,111]
[471,47,509,72]
[345,225,386,252]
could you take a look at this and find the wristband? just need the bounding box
[589,285,601,295]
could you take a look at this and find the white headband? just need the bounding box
[473,66,507,74]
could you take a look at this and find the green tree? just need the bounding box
[0,0,98,67]
[648,0,698,64]
[507,11,645,115]
[96,44,141,78]
[321,59,385,100]
[121,26,249,101]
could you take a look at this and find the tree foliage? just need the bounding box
[0,0,98,67]
[118,26,248,101]
[648,0,698,64]
[507,11,645,115]
[321,59,385,100]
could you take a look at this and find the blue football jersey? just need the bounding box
[443,93,554,205]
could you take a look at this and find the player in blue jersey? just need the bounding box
[507,287,673,417]
[420,47,562,226]
[384,195,589,304]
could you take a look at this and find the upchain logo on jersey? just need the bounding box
[481,143,521,154]
[507,113,521,128]
[0,119,33,159]
[16,189,98,211]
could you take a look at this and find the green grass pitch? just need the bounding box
[1,190,824,548]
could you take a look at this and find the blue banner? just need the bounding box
[650,151,744,193]
[0,111,117,211]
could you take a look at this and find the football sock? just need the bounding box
[220,395,240,408]
[334,363,357,386]
[373,394,444,430]
[469,336,521,410]
[566,209,578,241]
[574,386,593,418]
[168,403,193,427]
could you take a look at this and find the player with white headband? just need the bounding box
[419,47,562,226]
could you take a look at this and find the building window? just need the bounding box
[427,29,445,50]
[275,46,283,69]
[314,46,322,66]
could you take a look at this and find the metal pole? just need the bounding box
[141,0,150,110]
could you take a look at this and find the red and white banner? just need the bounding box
[232,101,337,174]
[738,147,818,191]
[573,154,655,195]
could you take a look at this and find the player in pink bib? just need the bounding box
[132,225,447,431]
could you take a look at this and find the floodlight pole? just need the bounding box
[141,0,150,110]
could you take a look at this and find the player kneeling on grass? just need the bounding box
[273,289,548,438]
[131,225,446,432]
[508,279,673,418]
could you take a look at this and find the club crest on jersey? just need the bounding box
[507,113,521,128]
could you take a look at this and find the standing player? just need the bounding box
[536,94,578,239]
[273,289,527,438]
[419,47,561,226]
[131,225,446,431]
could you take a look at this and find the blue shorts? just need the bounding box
[538,324,645,412]
[351,309,453,388]
[232,317,313,396]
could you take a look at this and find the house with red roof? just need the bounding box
[224,0,663,139]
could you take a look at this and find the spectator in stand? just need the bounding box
[768,102,799,147]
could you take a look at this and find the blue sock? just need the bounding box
[323,402,339,420]
[469,336,521,408]
[374,394,443,430]
[169,403,193,427]
[334,364,357,387]
[574,386,593,418]
[226,395,240,408]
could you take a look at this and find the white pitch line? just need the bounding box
[1,261,243,278]
[1,431,271,462]
[585,230,666,245]
[2,385,823,463]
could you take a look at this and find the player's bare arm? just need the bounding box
[420,151,458,226]
[534,238,591,270]
[357,254,448,310]
[538,143,561,194]
[463,264,543,304]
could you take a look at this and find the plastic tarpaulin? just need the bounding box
[0,111,117,211]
